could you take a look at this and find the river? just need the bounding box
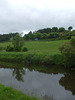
[0,65,75,100]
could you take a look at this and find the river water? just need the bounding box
[0,66,75,100]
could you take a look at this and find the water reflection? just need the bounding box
[59,72,75,95]
[43,95,55,100]
[13,68,25,82]
[12,66,75,96]
[0,64,75,100]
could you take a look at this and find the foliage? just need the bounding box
[70,36,75,47]
[59,37,75,67]
[52,27,58,32]
[43,55,54,65]
[0,26,75,42]
[12,34,24,52]
[0,40,69,66]
[22,47,28,52]
[36,28,52,33]
[58,27,66,32]
[24,26,75,40]
[68,26,73,31]
[0,85,39,100]
[0,52,63,65]
[6,45,14,52]
[0,32,18,42]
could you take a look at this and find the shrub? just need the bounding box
[22,47,28,52]
[43,55,54,65]
[59,37,75,68]
[70,36,75,47]
[6,45,14,52]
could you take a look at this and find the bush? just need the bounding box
[59,37,75,68]
[22,47,28,52]
[43,55,54,65]
[70,36,75,47]
[6,45,14,52]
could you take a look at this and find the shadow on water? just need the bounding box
[59,70,75,95]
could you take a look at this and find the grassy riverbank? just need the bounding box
[0,85,38,100]
[0,40,68,66]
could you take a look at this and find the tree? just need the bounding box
[12,34,24,52]
[58,27,65,32]
[36,28,52,33]
[52,27,58,32]
[42,33,48,39]
[29,33,34,40]
[59,36,75,67]
[35,32,42,39]
[70,36,75,47]
[28,31,33,34]
[68,26,73,31]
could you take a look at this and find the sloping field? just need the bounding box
[0,40,68,55]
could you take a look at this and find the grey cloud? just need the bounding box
[0,0,75,34]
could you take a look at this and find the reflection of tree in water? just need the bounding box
[43,95,55,100]
[13,68,25,82]
[59,72,75,95]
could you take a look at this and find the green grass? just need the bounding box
[0,40,69,55]
[24,40,68,55]
[0,40,69,65]
[0,85,39,100]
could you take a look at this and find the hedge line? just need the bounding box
[0,52,64,66]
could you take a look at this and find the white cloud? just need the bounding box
[0,0,75,34]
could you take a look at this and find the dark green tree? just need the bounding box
[58,27,65,32]
[52,27,58,32]
[35,32,42,39]
[28,31,33,34]
[68,26,73,31]
[59,36,75,67]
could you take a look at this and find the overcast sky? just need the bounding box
[0,0,75,34]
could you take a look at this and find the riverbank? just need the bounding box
[0,52,64,66]
[0,85,38,100]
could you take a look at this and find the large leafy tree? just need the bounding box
[68,26,73,31]
[58,27,65,32]
[12,33,24,52]
[59,36,75,67]
[52,27,58,32]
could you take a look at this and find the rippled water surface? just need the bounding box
[0,66,75,100]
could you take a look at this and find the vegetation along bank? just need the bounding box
[0,38,75,68]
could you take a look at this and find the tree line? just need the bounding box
[0,26,75,42]
[24,26,75,40]
[0,32,19,42]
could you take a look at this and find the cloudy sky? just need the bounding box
[0,0,75,34]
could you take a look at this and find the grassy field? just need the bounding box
[0,40,68,55]
[0,85,38,100]
[0,40,69,65]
